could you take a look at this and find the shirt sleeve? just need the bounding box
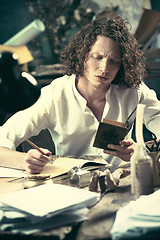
[0,83,55,150]
[138,83,160,138]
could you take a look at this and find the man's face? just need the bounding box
[83,36,121,90]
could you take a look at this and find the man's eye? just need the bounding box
[109,59,116,63]
[92,55,102,60]
[109,59,121,64]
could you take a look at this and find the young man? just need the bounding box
[0,17,160,173]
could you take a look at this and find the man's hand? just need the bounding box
[103,138,135,161]
[24,148,52,174]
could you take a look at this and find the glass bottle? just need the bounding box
[131,143,154,199]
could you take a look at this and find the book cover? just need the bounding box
[93,122,128,150]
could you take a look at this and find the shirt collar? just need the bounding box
[72,75,113,110]
[72,75,87,110]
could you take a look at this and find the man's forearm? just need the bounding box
[0,147,26,170]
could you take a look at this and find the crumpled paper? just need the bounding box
[89,168,130,194]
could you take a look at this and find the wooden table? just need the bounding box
[0,163,137,240]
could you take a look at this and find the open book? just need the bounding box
[39,156,108,178]
[93,108,137,150]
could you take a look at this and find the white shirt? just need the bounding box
[0,74,160,170]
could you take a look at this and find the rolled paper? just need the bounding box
[4,19,45,46]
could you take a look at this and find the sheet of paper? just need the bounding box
[0,167,25,178]
[0,183,100,217]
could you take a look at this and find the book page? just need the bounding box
[102,118,126,128]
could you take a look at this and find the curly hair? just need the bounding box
[60,16,146,88]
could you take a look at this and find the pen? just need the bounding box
[8,176,24,182]
[26,139,47,155]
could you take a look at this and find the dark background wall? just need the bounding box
[0,0,35,44]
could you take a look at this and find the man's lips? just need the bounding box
[96,75,109,81]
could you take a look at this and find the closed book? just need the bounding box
[93,108,137,150]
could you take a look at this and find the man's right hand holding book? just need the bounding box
[103,138,135,162]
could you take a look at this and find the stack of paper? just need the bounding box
[110,190,160,239]
[0,183,100,234]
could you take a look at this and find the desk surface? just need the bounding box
[0,163,134,240]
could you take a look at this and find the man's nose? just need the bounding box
[99,58,109,73]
